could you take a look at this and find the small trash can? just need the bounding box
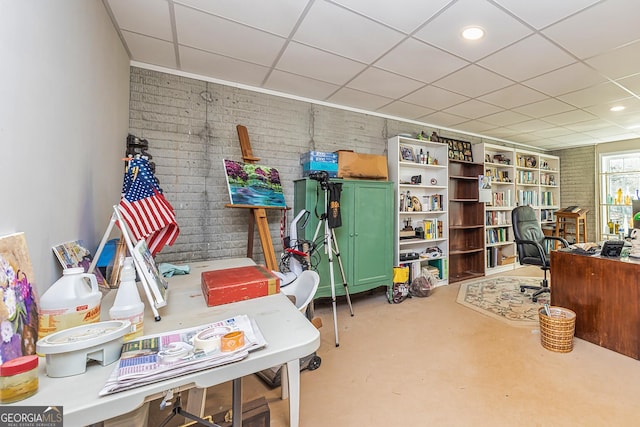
[538,306,576,353]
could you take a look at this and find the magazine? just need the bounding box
[52,240,108,289]
[99,314,267,396]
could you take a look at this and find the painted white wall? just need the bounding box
[0,1,130,296]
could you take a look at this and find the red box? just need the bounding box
[201,265,280,307]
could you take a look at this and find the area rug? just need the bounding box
[456,276,549,327]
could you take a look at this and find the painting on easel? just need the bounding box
[0,232,39,363]
[223,159,286,207]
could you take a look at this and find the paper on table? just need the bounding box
[99,314,266,395]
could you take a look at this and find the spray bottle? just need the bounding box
[109,257,144,341]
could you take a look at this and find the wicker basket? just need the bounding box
[538,306,576,353]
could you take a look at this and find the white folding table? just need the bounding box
[11,258,320,427]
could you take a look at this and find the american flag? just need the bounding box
[118,157,179,256]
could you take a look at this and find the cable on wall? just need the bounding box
[308,104,316,151]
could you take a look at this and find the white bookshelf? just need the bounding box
[482,143,517,274]
[388,136,449,285]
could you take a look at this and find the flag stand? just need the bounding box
[89,205,165,321]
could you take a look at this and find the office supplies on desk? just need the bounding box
[600,240,624,257]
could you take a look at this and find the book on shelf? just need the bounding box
[561,206,581,213]
[422,218,442,240]
[486,210,510,226]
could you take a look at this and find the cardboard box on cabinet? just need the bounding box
[337,150,388,180]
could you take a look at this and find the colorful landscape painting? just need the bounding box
[223,159,286,207]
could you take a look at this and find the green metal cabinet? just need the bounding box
[293,178,394,298]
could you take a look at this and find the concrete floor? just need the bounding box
[148,266,640,427]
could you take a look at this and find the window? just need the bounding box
[599,151,640,239]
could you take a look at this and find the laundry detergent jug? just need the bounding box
[37,267,102,341]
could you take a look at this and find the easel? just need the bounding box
[88,205,165,321]
[227,125,285,272]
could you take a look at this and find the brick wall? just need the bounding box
[553,145,597,240]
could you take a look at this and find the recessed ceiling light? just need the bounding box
[610,105,625,112]
[462,26,485,40]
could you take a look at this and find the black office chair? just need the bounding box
[511,206,569,302]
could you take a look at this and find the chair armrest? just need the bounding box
[542,236,570,247]
[514,238,547,260]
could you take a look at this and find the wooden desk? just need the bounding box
[554,209,588,244]
[550,250,640,359]
[11,258,320,427]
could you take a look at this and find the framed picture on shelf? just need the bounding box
[445,138,474,162]
[399,145,415,162]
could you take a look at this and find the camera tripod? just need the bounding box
[311,180,354,347]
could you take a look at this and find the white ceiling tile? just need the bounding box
[603,111,640,129]
[541,109,598,126]
[174,4,285,66]
[402,85,468,110]
[326,87,393,111]
[492,0,600,29]
[413,0,533,62]
[347,67,424,99]
[558,81,632,108]
[478,34,575,81]
[583,97,640,117]
[564,118,614,132]
[375,38,469,83]
[585,40,640,80]
[376,101,435,120]
[434,65,513,98]
[264,70,340,101]
[616,73,640,96]
[122,31,177,68]
[478,84,548,109]
[107,0,173,41]
[542,0,640,59]
[523,62,605,96]
[548,133,594,144]
[330,0,452,33]
[478,110,531,127]
[179,46,270,86]
[455,120,498,133]
[513,98,575,118]
[419,111,469,127]
[484,127,519,138]
[527,127,575,138]
[293,1,405,63]
[584,125,633,139]
[597,133,640,143]
[506,119,555,133]
[443,99,503,119]
[508,133,544,144]
[174,0,308,36]
[276,42,367,86]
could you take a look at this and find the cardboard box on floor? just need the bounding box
[337,150,388,180]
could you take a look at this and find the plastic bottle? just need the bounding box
[38,267,101,341]
[109,257,144,341]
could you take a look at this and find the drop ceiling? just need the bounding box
[105,0,640,151]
